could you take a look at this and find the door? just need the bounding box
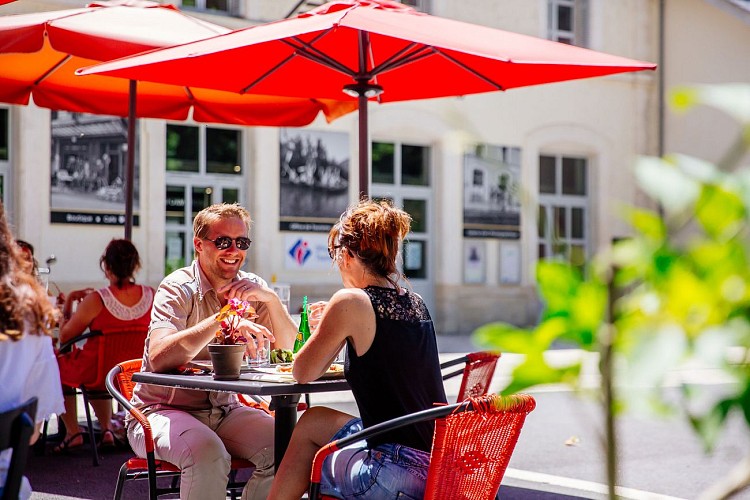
[370,141,434,310]
[164,123,244,275]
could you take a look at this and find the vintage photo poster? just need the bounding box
[279,128,350,232]
[464,240,487,284]
[50,111,139,226]
[463,144,521,239]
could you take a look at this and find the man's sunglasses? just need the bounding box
[203,236,252,251]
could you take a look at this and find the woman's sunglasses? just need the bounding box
[203,236,252,251]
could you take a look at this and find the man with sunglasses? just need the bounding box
[128,203,297,500]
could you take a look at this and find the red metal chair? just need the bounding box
[309,393,536,500]
[49,327,149,466]
[106,360,255,500]
[441,351,500,401]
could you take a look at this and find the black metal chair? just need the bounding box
[0,397,37,500]
[41,327,148,466]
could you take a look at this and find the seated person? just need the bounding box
[128,203,297,499]
[0,204,64,499]
[268,199,448,500]
[54,239,153,452]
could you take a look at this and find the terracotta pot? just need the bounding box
[208,343,246,380]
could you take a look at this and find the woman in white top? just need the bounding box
[0,201,64,499]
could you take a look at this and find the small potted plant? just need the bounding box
[208,298,257,380]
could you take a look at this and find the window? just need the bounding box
[0,108,8,161]
[538,154,589,268]
[0,108,7,207]
[547,0,589,47]
[399,0,430,12]
[167,124,241,175]
[371,141,431,283]
[178,0,239,16]
[165,123,244,275]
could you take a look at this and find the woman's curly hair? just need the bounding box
[0,202,56,342]
[328,198,412,288]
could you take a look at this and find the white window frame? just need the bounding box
[399,0,431,13]
[0,107,11,216]
[548,0,589,47]
[176,0,241,17]
[165,123,245,274]
[538,153,589,267]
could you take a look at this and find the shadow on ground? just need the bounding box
[27,439,580,499]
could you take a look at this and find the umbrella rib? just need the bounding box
[34,54,71,86]
[283,35,356,77]
[436,49,504,90]
[370,44,434,76]
[240,52,298,93]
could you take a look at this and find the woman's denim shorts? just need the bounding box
[319,418,431,500]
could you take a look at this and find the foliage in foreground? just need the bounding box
[475,83,750,456]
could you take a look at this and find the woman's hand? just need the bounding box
[307,301,328,332]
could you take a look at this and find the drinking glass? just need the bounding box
[249,337,271,368]
[271,284,291,313]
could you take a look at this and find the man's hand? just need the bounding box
[218,279,274,303]
[236,318,275,357]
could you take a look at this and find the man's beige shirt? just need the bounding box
[131,260,272,414]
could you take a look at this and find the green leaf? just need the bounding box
[473,322,538,354]
[695,184,745,240]
[500,353,581,395]
[621,208,666,242]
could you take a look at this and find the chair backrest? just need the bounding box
[92,328,147,390]
[441,351,500,402]
[423,393,535,500]
[0,397,37,500]
[108,359,143,403]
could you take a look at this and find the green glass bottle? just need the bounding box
[293,295,310,353]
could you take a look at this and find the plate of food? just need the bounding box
[252,362,344,380]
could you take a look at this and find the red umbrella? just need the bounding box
[0,0,355,238]
[80,0,657,196]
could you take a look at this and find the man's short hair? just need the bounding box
[193,203,252,239]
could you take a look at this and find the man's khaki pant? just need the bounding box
[128,404,275,500]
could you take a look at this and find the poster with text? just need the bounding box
[463,144,521,239]
[284,233,337,271]
[279,128,350,232]
[50,111,139,226]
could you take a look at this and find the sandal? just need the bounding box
[52,432,85,454]
[98,429,118,450]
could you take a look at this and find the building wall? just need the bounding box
[12,0,734,336]
[663,0,750,165]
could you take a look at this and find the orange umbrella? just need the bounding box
[80,0,656,196]
[0,0,355,238]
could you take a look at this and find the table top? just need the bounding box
[132,369,350,397]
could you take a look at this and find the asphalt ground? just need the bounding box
[24,335,750,499]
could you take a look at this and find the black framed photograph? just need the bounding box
[279,128,350,232]
[463,144,521,239]
[50,111,139,226]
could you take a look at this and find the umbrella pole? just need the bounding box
[358,92,369,199]
[124,80,136,241]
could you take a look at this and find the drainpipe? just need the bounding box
[657,0,666,218]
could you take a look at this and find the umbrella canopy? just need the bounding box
[0,0,355,238]
[80,0,657,196]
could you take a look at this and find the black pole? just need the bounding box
[125,80,136,241]
[358,90,369,198]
